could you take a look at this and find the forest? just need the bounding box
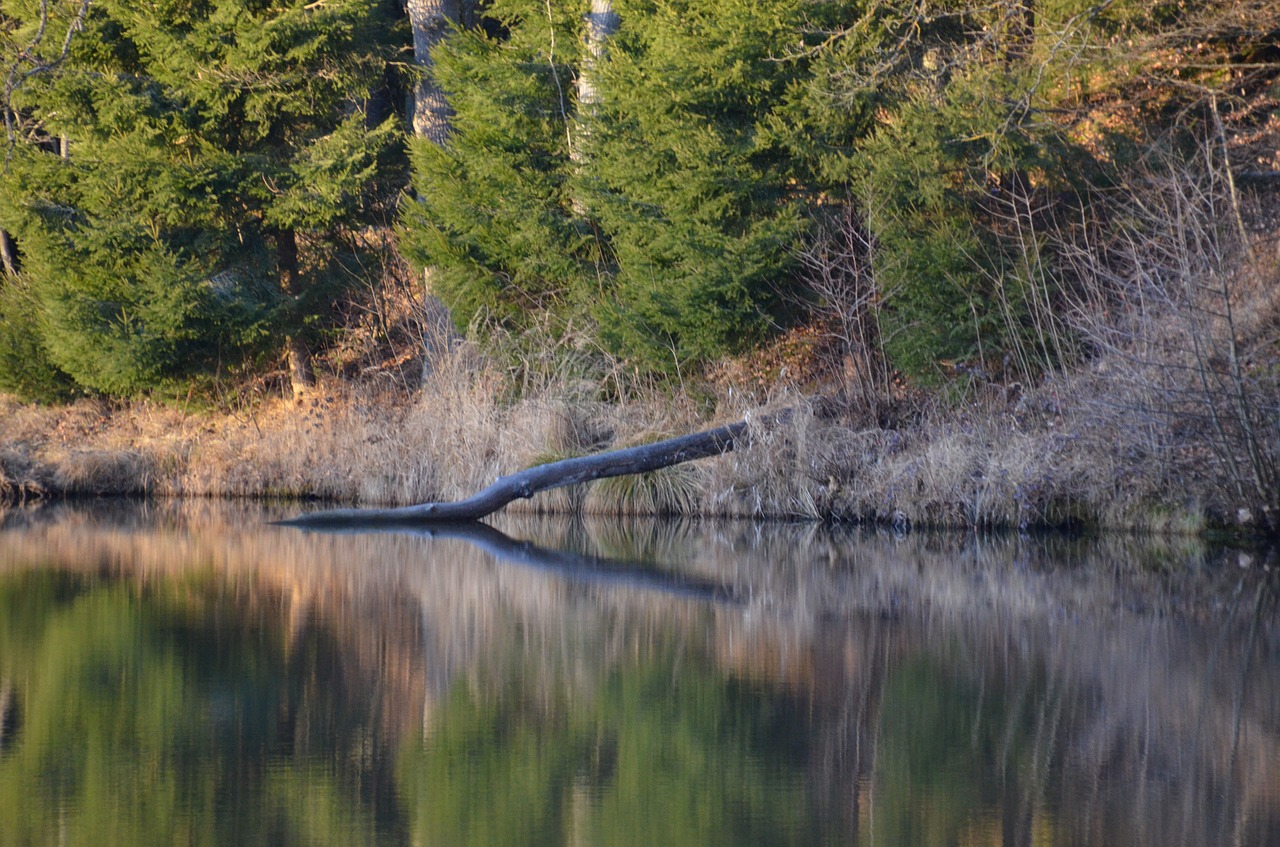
[1,0,1277,534]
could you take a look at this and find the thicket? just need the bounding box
[397,0,1271,389]
[0,0,405,400]
[2,0,1273,394]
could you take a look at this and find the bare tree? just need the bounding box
[794,206,894,423]
[275,229,315,397]
[2,0,89,163]
[1059,142,1279,532]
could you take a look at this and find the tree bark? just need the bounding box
[569,0,618,216]
[280,418,750,526]
[406,0,470,384]
[406,0,461,145]
[0,229,17,277]
[276,228,314,397]
[578,0,618,114]
[1007,0,1035,63]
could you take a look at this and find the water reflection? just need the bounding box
[0,500,1275,846]
[0,568,406,846]
[311,520,742,604]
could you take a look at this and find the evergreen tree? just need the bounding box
[400,0,595,341]
[404,0,1260,387]
[403,0,867,376]
[581,0,818,372]
[0,0,402,398]
[855,62,1089,381]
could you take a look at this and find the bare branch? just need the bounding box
[2,0,90,169]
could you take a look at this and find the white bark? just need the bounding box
[577,0,618,115]
[406,0,460,144]
[569,0,618,214]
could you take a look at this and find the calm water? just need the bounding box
[0,500,1276,847]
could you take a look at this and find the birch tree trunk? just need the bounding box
[577,0,618,117]
[406,0,467,384]
[569,0,618,213]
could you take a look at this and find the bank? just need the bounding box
[2,344,1274,539]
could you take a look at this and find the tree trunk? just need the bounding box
[0,229,17,277]
[577,0,618,117]
[1007,0,1035,62]
[276,228,315,397]
[406,0,461,145]
[569,0,618,216]
[406,0,469,384]
[280,417,751,526]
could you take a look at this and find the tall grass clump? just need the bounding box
[585,436,705,517]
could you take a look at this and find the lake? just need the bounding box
[0,499,1276,846]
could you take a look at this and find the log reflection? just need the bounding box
[0,501,1275,846]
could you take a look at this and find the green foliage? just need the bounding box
[579,0,816,371]
[400,2,593,332]
[0,273,75,401]
[405,0,1275,386]
[398,0,1119,382]
[0,0,403,398]
[856,63,1089,380]
[404,0,867,376]
[5,0,1267,398]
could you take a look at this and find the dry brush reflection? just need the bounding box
[0,501,1275,845]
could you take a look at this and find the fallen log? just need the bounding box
[279,418,750,527]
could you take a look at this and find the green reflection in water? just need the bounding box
[0,571,402,847]
[866,655,1052,847]
[399,645,838,847]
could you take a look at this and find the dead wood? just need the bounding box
[279,418,750,527]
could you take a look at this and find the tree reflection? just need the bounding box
[863,655,1054,847]
[0,571,403,847]
[398,643,838,846]
[0,505,1275,847]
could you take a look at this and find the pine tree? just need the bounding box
[0,0,402,398]
[399,0,597,338]
[402,0,866,376]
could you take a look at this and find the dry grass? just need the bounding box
[0,324,1270,532]
[0,340,706,513]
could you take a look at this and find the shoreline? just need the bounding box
[2,370,1273,540]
